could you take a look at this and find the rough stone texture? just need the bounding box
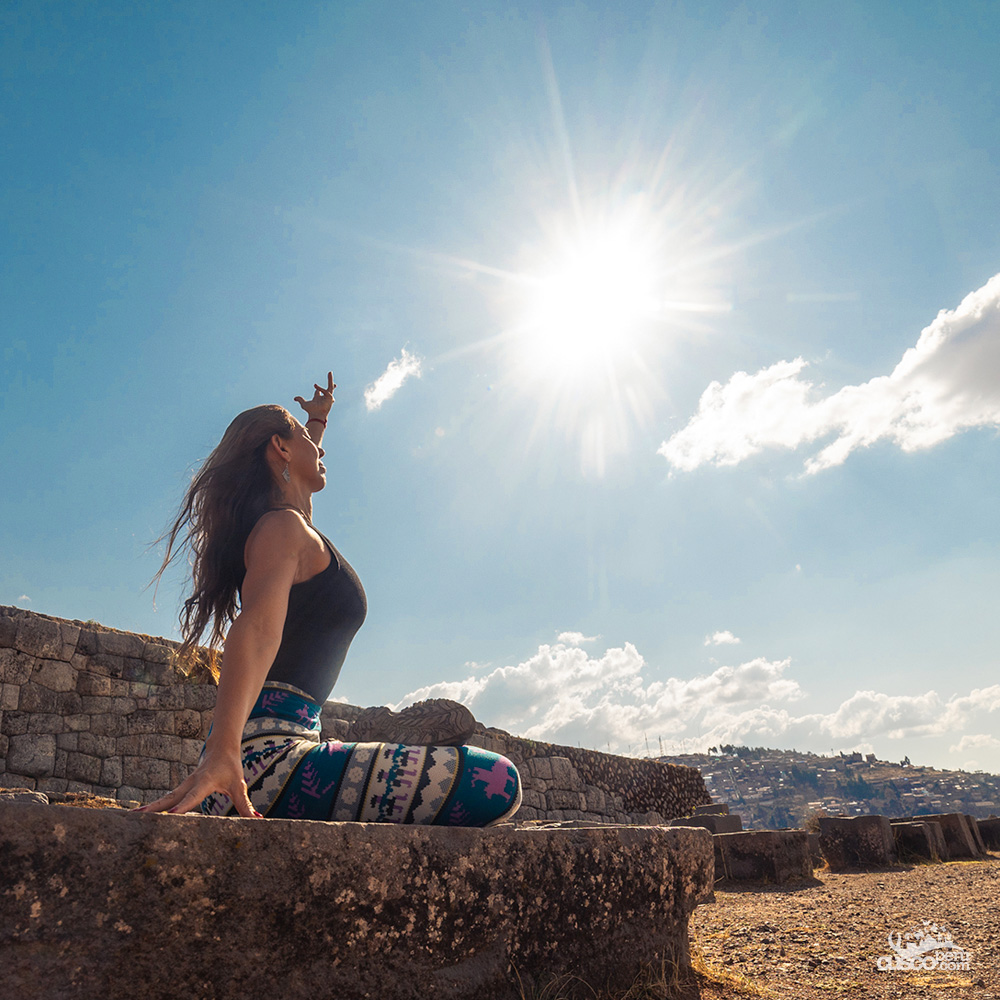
[806,831,822,865]
[890,820,944,861]
[669,813,742,834]
[0,788,49,806]
[693,803,729,816]
[6,733,56,778]
[911,812,983,859]
[977,817,1000,850]
[712,830,813,883]
[966,814,988,855]
[818,814,897,870]
[0,802,713,1000]
[0,606,710,820]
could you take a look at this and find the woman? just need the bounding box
[140,373,521,826]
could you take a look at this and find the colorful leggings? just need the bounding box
[200,683,522,827]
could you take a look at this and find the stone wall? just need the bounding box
[0,606,709,821]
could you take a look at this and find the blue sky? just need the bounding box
[4,1,1000,770]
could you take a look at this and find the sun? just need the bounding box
[514,217,662,384]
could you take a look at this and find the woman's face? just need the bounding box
[285,421,327,492]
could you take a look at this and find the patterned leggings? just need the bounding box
[200,684,522,827]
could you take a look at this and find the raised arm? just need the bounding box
[294,371,336,446]
[138,511,307,816]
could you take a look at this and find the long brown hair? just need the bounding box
[154,404,295,677]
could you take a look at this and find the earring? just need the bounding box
[282,463,291,483]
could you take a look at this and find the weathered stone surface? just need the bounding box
[693,803,730,816]
[713,830,813,883]
[966,815,988,855]
[806,832,822,864]
[121,756,170,790]
[76,672,111,696]
[0,682,19,710]
[6,734,57,778]
[890,820,944,861]
[912,813,982,859]
[13,613,78,661]
[65,752,103,784]
[27,711,65,735]
[0,788,49,805]
[0,647,35,685]
[977,817,1000,851]
[18,683,59,714]
[670,814,742,834]
[0,612,16,649]
[1,710,29,736]
[819,815,896,870]
[30,659,77,692]
[0,805,713,1000]
[0,774,36,789]
[100,757,123,787]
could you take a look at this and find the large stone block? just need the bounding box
[76,672,112,696]
[173,709,204,739]
[7,733,57,778]
[966,815,988,855]
[548,756,575,786]
[547,788,587,811]
[525,756,553,781]
[121,756,170,790]
[65,752,103,785]
[912,813,982,859]
[0,805,713,1000]
[819,815,896,870]
[0,610,17,648]
[0,648,34,685]
[30,659,77,693]
[977,817,1000,851]
[0,683,19,710]
[713,830,813,883]
[890,820,945,862]
[14,615,78,661]
[17,683,59,714]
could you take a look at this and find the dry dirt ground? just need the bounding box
[682,854,1000,1000]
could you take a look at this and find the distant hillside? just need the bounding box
[658,746,1000,830]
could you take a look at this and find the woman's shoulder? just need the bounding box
[245,508,314,556]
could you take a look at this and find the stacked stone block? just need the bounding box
[1,606,710,820]
[0,607,216,804]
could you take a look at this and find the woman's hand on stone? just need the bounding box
[294,370,336,422]
[133,748,261,818]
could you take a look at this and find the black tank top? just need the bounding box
[260,529,367,702]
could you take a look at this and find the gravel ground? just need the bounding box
[685,855,1000,999]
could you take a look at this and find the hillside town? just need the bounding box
[658,746,1000,830]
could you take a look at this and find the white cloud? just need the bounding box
[659,273,1000,473]
[397,635,1000,765]
[705,630,741,646]
[950,733,1000,754]
[398,636,802,752]
[17,594,31,604]
[364,348,423,411]
[557,631,598,646]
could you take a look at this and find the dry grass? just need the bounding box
[690,949,777,997]
[512,957,698,1000]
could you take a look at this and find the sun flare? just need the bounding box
[516,221,661,380]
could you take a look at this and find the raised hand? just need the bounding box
[294,371,336,424]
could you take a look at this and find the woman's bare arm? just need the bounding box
[138,511,308,816]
